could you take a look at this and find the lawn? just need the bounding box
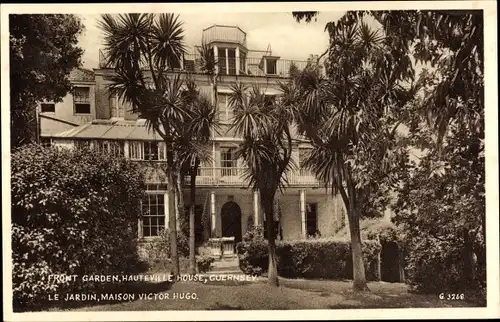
[50,277,482,311]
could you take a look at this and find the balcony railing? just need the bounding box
[183,54,314,78]
[183,167,320,187]
[99,49,319,78]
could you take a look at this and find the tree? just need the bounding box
[9,14,84,149]
[284,21,416,291]
[293,9,485,291]
[174,79,217,274]
[198,42,219,123]
[98,13,188,277]
[229,83,295,286]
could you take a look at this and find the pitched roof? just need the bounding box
[50,119,164,141]
[69,68,95,82]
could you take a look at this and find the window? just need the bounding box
[129,141,143,160]
[40,138,51,147]
[93,140,124,157]
[141,193,166,237]
[306,202,318,237]
[298,148,310,170]
[217,93,233,122]
[217,47,237,75]
[129,141,166,160]
[227,48,236,75]
[239,52,247,74]
[41,103,55,113]
[266,58,277,75]
[218,48,227,75]
[144,141,159,160]
[74,140,90,150]
[73,87,91,114]
[221,147,237,176]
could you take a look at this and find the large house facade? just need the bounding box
[39,25,347,256]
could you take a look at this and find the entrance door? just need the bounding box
[381,241,401,282]
[221,201,242,243]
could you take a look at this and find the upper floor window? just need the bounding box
[265,58,277,75]
[298,147,311,170]
[129,141,166,161]
[40,137,52,147]
[218,47,237,76]
[239,51,247,74]
[74,139,90,150]
[217,93,233,122]
[220,146,238,176]
[73,87,91,114]
[41,103,55,113]
[93,140,124,157]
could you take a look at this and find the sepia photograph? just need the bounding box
[2,1,498,321]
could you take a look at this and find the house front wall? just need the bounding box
[180,187,345,243]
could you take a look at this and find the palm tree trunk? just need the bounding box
[176,170,186,236]
[345,180,369,291]
[166,155,180,277]
[188,160,200,275]
[262,194,279,287]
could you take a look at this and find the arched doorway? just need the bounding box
[221,201,242,243]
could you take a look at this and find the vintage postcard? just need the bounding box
[2,1,498,321]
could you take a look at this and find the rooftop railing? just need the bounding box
[99,49,322,78]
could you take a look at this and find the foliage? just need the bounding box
[236,228,381,280]
[196,256,215,273]
[143,228,190,262]
[292,9,484,293]
[9,14,84,149]
[11,144,144,311]
[98,13,194,276]
[229,82,296,286]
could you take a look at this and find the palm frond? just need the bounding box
[152,13,186,70]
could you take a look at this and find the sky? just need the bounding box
[77,11,346,69]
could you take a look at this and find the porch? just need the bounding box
[184,167,320,187]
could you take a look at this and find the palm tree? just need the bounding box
[197,42,218,110]
[282,21,416,291]
[228,83,295,286]
[175,79,218,274]
[98,13,188,277]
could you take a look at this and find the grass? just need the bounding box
[48,277,482,311]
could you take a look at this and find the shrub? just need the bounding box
[404,236,486,297]
[196,255,215,273]
[236,228,381,280]
[11,145,145,311]
[143,228,190,263]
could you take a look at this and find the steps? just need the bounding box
[209,257,240,274]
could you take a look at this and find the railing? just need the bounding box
[183,167,320,186]
[99,49,319,78]
[202,25,246,47]
[207,237,236,258]
[182,53,313,78]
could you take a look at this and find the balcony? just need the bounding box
[183,53,312,78]
[202,25,247,47]
[99,49,316,78]
[184,167,320,187]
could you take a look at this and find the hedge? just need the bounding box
[11,144,145,311]
[236,228,381,281]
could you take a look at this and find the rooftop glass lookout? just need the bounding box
[99,24,323,78]
[202,25,247,47]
